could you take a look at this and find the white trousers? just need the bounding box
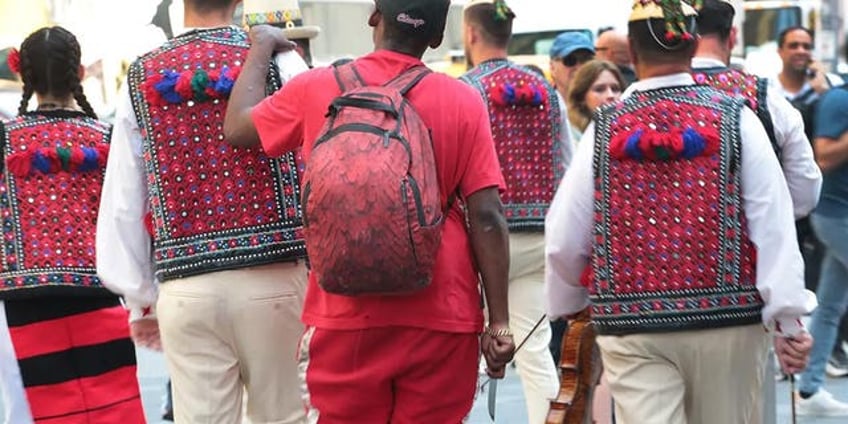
[597,324,769,424]
[157,261,308,424]
[508,233,560,424]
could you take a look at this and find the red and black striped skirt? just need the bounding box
[0,296,145,423]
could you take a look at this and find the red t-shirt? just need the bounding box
[252,50,505,333]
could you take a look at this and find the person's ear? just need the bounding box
[429,32,444,49]
[368,9,380,28]
[78,64,85,81]
[728,26,738,51]
[627,37,638,66]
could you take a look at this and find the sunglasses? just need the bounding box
[561,51,595,67]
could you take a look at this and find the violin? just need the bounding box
[545,308,602,424]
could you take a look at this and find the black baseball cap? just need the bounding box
[376,0,450,37]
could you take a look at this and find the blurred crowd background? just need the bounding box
[0,0,845,122]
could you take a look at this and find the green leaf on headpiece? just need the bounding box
[494,0,511,21]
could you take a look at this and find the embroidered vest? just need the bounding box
[127,27,305,282]
[692,67,779,157]
[0,111,112,300]
[461,60,565,231]
[587,86,762,335]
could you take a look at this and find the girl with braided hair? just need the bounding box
[0,26,146,423]
[15,26,98,118]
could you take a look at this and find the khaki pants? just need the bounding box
[597,324,769,424]
[157,261,308,424]
[508,233,560,424]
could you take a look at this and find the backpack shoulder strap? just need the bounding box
[333,62,366,92]
[384,65,431,96]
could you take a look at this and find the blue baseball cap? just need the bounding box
[549,32,595,58]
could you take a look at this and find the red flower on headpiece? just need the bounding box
[7,48,20,74]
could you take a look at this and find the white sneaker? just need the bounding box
[797,389,848,416]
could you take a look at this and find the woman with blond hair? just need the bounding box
[567,60,625,140]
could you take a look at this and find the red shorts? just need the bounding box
[298,326,479,423]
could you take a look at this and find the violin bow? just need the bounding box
[486,314,549,421]
[790,374,796,424]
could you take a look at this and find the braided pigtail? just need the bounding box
[73,85,97,119]
[17,26,96,116]
[16,37,35,115]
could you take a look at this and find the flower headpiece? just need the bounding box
[630,0,699,46]
[493,0,513,21]
[7,48,20,74]
[463,0,515,21]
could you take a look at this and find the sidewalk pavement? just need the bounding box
[3,347,846,423]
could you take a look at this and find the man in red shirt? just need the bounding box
[223,0,515,421]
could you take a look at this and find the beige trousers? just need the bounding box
[596,324,769,424]
[157,261,308,424]
[508,233,560,424]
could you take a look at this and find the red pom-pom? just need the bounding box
[142,74,166,106]
[5,150,32,177]
[69,146,86,169]
[682,32,694,41]
[175,71,194,100]
[7,48,20,74]
[143,212,155,237]
[488,84,508,107]
[665,31,676,41]
[608,130,631,160]
[669,128,685,155]
[41,148,61,173]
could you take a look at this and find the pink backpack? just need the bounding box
[302,63,447,296]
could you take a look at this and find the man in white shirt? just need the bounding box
[96,0,312,422]
[691,0,821,219]
[545,1,813,422]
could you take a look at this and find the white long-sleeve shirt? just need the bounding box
[96,37,307,321]
[545,73,813,336]
[693,57,822,218]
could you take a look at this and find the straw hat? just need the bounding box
[242,0,320,40]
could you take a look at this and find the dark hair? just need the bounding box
[627,17,697,64]
[696,0,734,41]
[184,0,234,14]
[777,26,814,48]
[17,26,96,118]
[524,63,545,77]
[463,3,515,48]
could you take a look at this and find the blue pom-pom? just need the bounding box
[624,129,644,160]
[681,127,705,159]
[215,66,236,95]
[156,70,183,104]
[503,83,516,104]
[32,151,51,173]
[79,147,100,172]
[531,87,543,106]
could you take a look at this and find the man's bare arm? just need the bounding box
[223,26,294,147]
[466,187,509,328]
[814,133,848,173]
